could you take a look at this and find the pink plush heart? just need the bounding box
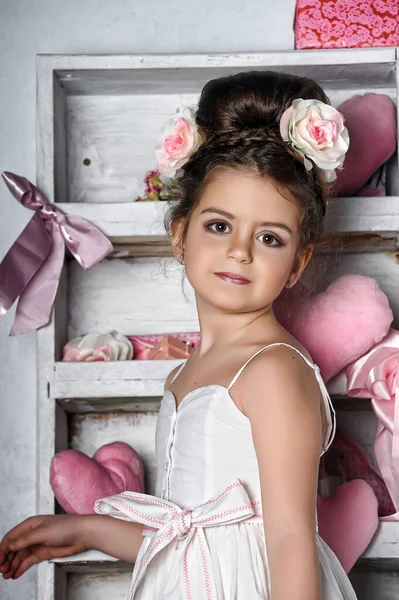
[274,274,392,381]
[317,480,379,573]
[332,93,397,197]
[50,442,145,514]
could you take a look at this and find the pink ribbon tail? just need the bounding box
[1,172,113,335]
[346,329,399,520]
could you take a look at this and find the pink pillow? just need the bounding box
[333,93,397,197]
[274,274,393,381]
[317,480,379,573]
[50,442,145,514]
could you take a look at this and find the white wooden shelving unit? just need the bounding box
[36,48,399,600]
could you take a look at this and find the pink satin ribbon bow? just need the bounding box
[95,479,261,599]
[346,328,399,521]
[0,172,113,335]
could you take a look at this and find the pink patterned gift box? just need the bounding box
[294,0,399,49]
[128,333,200,360]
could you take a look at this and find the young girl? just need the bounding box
[0,70,358,600]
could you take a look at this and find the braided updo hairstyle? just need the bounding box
[165,70,331,252]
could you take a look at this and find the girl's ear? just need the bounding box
[170,217,186,259]
[290,245,313,285]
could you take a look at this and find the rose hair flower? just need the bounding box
[155,107,202,178]
[280,99,350,182]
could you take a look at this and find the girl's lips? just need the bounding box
[214,272,251,285]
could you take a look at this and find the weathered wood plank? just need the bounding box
[67,571,132,600]
[37,48,397,81]
[350,567,399,599]
[53,359,181,399]
[51,360,367,400]
[38,48,396,100]
[56,197,399,240]
[66,256,198,340]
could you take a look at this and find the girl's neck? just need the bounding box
[195,298,279,355]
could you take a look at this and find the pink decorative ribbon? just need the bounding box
[346,328,399,521]
[0,172,113,335]
[95,479,261,599]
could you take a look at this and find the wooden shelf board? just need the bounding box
[51,359,371,404]
[52,359,182,399]
[57,396,162,414]
[52,551,130,574]
[361,521,399,566]
[57,197,399,243]
[39,48,397,71]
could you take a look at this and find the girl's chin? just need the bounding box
[198,293,270,314]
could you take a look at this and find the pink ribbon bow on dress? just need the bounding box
[0,172,113,335]
[346,328,399,521]
[95,479,261,600]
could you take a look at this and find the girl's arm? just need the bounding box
[234,345,323,600]
[0,514,144,579]
[84,514,145,562]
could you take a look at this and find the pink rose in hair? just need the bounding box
[155,108,201,178]
[280,99,350,182]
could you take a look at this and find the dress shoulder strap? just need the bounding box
[227,343,315,389]
[227,343,336,455]
[169,361,186,385]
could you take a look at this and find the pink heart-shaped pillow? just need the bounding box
[50,442,145,514]
[274,274,392,381]
[317,480,379,573]
[333,93,397,197]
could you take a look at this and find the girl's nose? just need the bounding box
[227,236,253,264]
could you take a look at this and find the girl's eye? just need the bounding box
[258,233,281,247]
[207,222,231,234]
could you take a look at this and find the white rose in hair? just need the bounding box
[62,330,133,362]
[280,99,350,183]
[155,107,202,178]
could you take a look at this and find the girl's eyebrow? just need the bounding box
[200,207,293,235]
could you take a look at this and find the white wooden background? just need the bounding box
[0,2,298,599]
[29,45,398,600]
[2,5,399,600]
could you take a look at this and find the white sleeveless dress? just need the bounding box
[95,343,359,599]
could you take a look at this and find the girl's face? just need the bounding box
[174,168,312,315]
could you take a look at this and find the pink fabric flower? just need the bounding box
[155,108,202,178]
[280,99,350,182]
[62,330,133,362]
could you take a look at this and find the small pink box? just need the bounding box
[294,0,399,50]
[128,333,200,360]
[147,336,194,360]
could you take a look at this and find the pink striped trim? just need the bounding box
[184,545,192,600]
[142,525,158,534]
[175,509,193,538]
[96,510,127,519]
[200,480,243,508]
[196,531,212,600]
[134,524,174,585]
[113,491,180,515]
[195,502,255,525]
[104,497,166,527]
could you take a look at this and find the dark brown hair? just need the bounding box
[165,70,331,252]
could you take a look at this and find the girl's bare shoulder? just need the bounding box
[164,363,183,391]
[231,334,320,415]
